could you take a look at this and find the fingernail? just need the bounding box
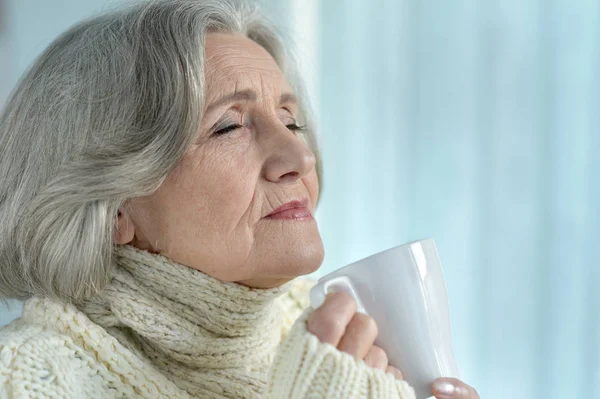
[433,379,456,396]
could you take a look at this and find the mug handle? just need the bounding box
[309,275,368,315]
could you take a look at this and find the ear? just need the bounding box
[114,208,135,245]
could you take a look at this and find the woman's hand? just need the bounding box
[432,378,480,399]
[306,291,404,379]
[307,292,480,399]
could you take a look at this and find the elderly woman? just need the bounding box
[0,1,479,398]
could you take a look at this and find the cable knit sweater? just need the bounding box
[0,245,416,399]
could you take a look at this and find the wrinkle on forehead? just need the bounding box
[204,33,292,98]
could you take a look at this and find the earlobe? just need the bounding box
[113,208,135,245]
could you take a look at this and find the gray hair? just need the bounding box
[0,0,321,303]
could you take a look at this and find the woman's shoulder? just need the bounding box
[0,299,147,399]
[0,316,49,359]
[2,297,192,399]
[0,315,78,369]
[0,315,105,398]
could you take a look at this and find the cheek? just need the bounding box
[303,170,319,210]
[180,144,260,226]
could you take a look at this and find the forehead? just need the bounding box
[204,33,292,94]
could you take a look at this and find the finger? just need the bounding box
[337,313,378,359]
[307,292,357,346]
[363,345,388,370]
[432,378,479,399]
[385,365,404,380]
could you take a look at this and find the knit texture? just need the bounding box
[266,309,417,399]
[81,245,288,399]
[0,245,416,399]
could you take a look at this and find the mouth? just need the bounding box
[265,198,313,221]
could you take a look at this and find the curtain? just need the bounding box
[1,1,598,397]
[264,0,600,398]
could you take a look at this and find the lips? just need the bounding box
[266,198,313,220]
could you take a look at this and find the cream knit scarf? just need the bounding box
[81,245,291,399]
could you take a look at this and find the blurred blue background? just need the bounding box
[1,1,598,398]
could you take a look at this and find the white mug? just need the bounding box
[309,239,460,399]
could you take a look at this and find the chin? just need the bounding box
[287,236,325,275]
[238,239,324,289]
[238,277,294,289]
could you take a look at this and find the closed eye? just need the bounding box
[213,124,243,136]
[213,123,306,136]
[286,123,307,133]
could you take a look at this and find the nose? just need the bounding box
[261,123,316,184]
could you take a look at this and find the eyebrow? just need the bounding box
[205,89,297,112]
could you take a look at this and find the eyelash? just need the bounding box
[213,123,307,136]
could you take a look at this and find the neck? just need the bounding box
[81,245,291,398]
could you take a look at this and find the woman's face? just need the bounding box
[117,33,324,288]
